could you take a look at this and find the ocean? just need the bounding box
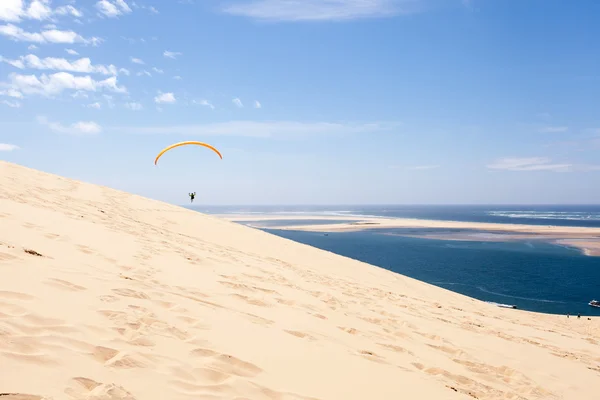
[194,205,600,316]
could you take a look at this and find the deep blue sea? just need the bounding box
[192,205,600,316]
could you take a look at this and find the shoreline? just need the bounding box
[217,213,600,257]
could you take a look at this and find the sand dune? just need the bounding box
[1,161,599,400]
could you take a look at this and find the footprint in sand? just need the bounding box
[284,330,317,341]
[76,245,94,255]
[189,348,263,378]
[44,278,86,292]
[111,288,150,300]
[64,377,137,400]
[357,350,388,364]
[99,295,120,303]
[377,343,414,356]
[229,294,272,308]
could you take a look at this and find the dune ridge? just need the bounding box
[1,160,599,400]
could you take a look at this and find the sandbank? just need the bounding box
[219,214,600,257]
[2,161,600,400]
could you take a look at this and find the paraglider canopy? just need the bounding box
[154,141,223,165]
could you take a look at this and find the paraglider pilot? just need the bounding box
[189,192,196,203]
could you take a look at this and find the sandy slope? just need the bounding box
[1,161,599,400]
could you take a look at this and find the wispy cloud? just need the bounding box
[1,54,122,76]
[3,72,127,97]
[130,57,144,64]
[193,99,215,109]
[163,50,182,59]
[87,102,102,109]
[154,92,176,104]
[538,126,568,133]
[0,143,19,151]
[137,70,152,77]
[37,115,102,135]
[124,102,143,110]
[65,48,78,55]
[232,97,243,108]
[0,88,24,98]
[108,120,401,138]
[486,157,572,172]
[96,0,132,18]
[152,67,164,74]
[408,165,439,170]
[221,0,419,22]
[0,24,101,45]
[2,99,21,107]
[254,100,261,109]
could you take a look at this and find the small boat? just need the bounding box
[486,301,517,309]
[589,300,600,308]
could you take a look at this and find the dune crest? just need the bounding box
[1,161,599,400]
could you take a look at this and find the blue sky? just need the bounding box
[1,0,599,205]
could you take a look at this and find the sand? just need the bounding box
[221,214,600,257]
[1,160,599,400]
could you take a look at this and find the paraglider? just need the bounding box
[154,141,222,204]
[154,141,223,165]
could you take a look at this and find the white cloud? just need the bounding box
[87,102,101,109]
[130,57,144,64]
[28,44,38,50]
[27,0,52,20]
[221,0,413,22]
[124,101,142,110]
[0,0,82,22]
[232,97,243,108]
[148,6,159,14]
[0,24,101,45]
[193,99,214,109]
[65,48,78,55]
[1,99,21,107]
[37,115,102,135]
[538,126,569,133]
[0,88,24,98]
[0,143,20,151]
[253,100,261,109]
[152,67,164,74]
[154,92,176,104]
[96,0,132,18]
[109,120,401,138]
[137,70,151,77]
[173,75,182,80]
[0,0,25,22]
[5,72,127,96]
[163,50,182,59]
[486,157,572,172]
[54,5,82,18]
[1,54,120,75]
